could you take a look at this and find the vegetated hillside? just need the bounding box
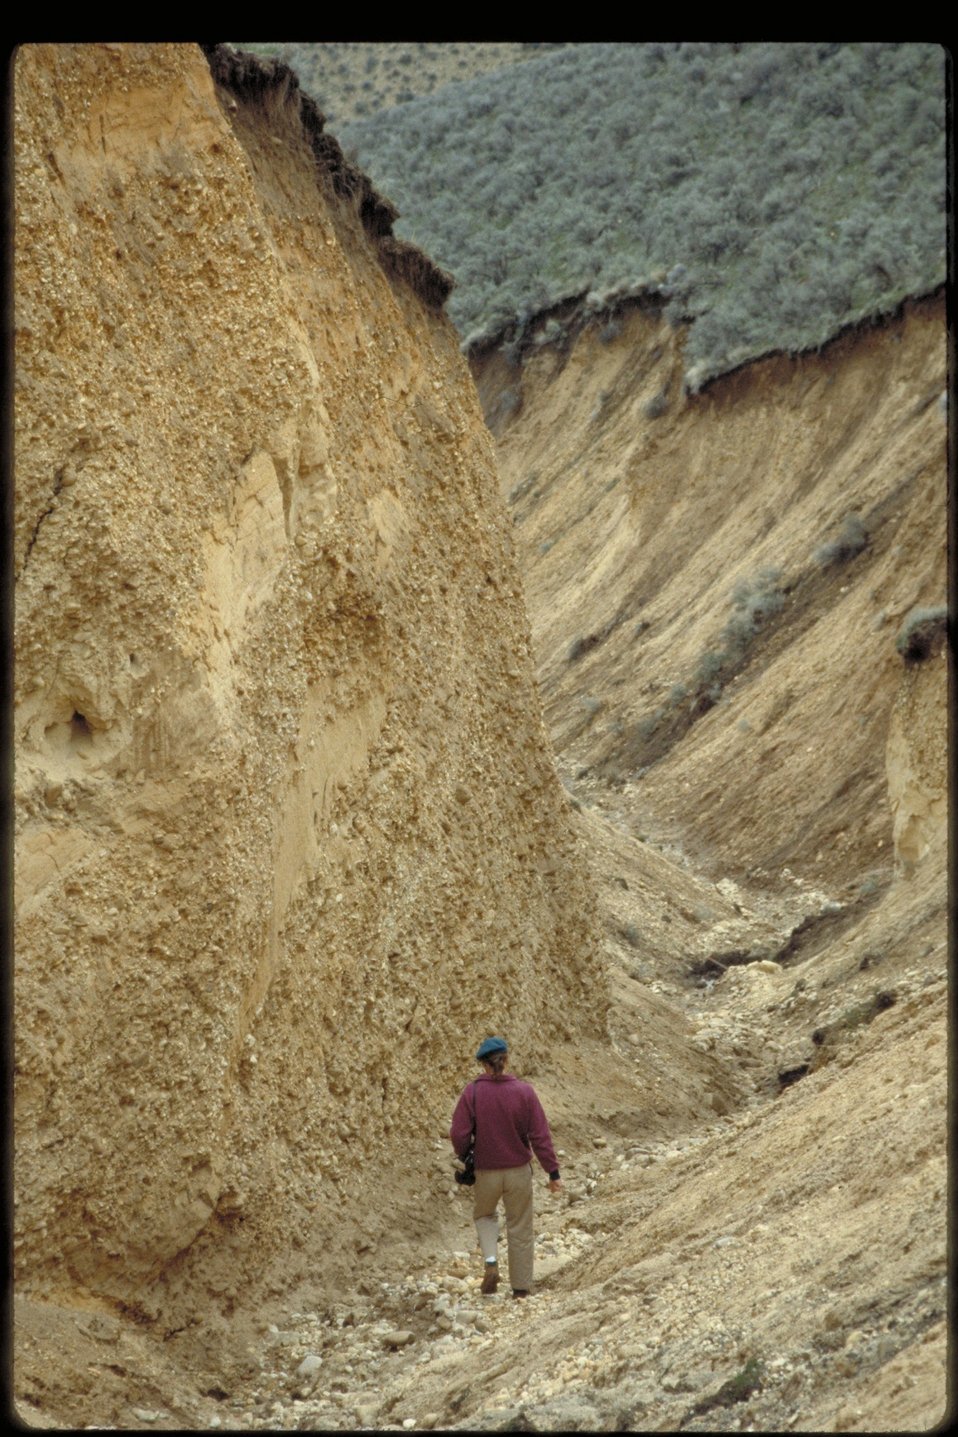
[234,41,560,128]
[339,41,946,390]
[12,38,605,1358]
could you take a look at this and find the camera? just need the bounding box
[454,1151,476,1185]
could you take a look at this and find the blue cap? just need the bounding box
[476,1036,508,1061]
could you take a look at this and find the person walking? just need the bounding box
[450,1035,563,1298]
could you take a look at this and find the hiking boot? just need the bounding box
[480,1261,499,1294]
[512,1288,530,1299]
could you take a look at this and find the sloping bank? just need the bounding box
[13,42,602,1335]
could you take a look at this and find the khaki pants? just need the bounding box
[473,1163,534,1292]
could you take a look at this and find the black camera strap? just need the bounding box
[462,1079,478,1159]
[455,1080,480,1185]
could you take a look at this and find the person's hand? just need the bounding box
[547,1178,563,1194]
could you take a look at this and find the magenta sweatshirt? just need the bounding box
[450,1073,559,1175]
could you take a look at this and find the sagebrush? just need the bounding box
[330,42,945,390]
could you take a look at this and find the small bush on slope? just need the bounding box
[694,568,786,691]
[895,606,949,664]
[813,513,868,567]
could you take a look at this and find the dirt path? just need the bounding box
[219,874,948,1435]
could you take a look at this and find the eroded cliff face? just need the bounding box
[476,294,947,894]
[14,43,600,1316]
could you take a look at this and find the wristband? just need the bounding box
[549,1169,560,1181]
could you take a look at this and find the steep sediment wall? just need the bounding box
[477,295,947,890]
[13,43,600,1315]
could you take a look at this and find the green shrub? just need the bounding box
[534,316,565,347]
[813,512,868,566]
[895,604,948,662]
[718,1356,765,1404]
[694,567,784,686]
[695,650,725,683]
[692,1356,766,1417]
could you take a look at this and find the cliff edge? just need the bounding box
[13,42,601,1326]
